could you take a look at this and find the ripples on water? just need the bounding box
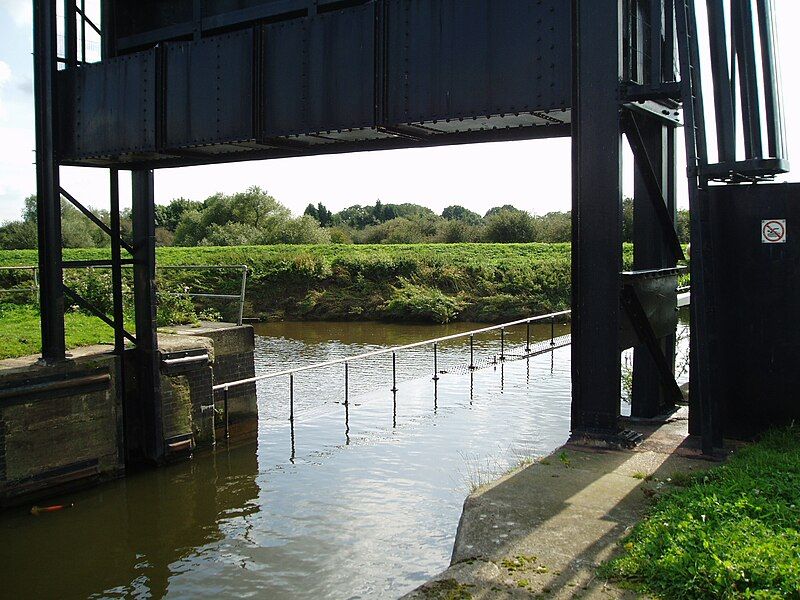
[0,319,687,599]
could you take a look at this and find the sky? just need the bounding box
[0,0,797,221]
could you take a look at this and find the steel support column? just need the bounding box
[571,0,623,434]
[131,170,164,463]
[631,115,678,417]
[33,0,65,363]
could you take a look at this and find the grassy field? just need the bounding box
[0,243,637,358]
[600,427,800,598]
[0,243,628,324]
[0,304,115,360]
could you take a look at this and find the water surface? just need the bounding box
[0,320,578,599]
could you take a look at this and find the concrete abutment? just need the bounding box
[0,322,257,507]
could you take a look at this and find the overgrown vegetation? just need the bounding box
[0,187,691,249]
[1,243,614,324]
[600,427,800,599]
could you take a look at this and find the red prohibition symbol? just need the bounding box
[762,220,786,243]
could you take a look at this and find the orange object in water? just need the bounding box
[30,503,74,516]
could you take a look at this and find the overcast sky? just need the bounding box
[0,0,797,221]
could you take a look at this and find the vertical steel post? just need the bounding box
[110,169,125,355]
[237,266,247,326]
[526,320,531,354]
[755,0,786,159]
[550,316,555,347]
[65,0,78,68]
[344,362,349,405]
[132,170,164,462]
[391,352,397,392]
[100,0,116,59]
[34,0,66,364]
[631,113,677,418]
[109,168,126,464]
[469,334,475,370]
[500,328,505,361]
[289,373,294,422]
[432,342,439,381]
[706,0,737,163]
[223,387,230,440]
[572,0,624,434]
[732,0,763,159]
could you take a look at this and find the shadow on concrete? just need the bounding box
[405,407,727,599]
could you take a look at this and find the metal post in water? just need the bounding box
[550,316,555,347]
[391,352,397,392]
[223,387,230,441]
[289,373,294,422]
[344,362,349,405]
[526,320,531,354]
[469,334,475,370]
[500,327,505,361]
[432,342,439,381]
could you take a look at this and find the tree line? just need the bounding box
[0,186,690,249]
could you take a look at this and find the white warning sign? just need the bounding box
[762,219,787,244]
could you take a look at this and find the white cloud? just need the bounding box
[0,0,32,27]
[0,60,12,119]
[0,60,10,85]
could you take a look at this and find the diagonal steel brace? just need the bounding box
[621,110,686,262]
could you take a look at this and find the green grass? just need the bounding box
[1,243,616,324]
[600,427,800,599]
[0,304,115,360]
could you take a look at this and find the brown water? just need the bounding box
[0,320,589,599]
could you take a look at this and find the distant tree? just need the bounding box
[0,219,37,249]
[329,226,354,244]
[442,205,482,225]
[306,202,333,227]
[335,204,378,229]
[174,209,206,246]
[316,203,333,227]
[388,203,434,220]
[155,197,201,232]
[622,197,634,243]
[484,204,524,218]
[155,227,175,247]
[435,219,480,243]
[483,209,537,243]
[676,209,690,244]
[535,211,571,242]
[266,215,331,244]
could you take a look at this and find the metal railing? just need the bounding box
[214,309,572,438]
[157,265,249,326]
[0,264,249,326]
[0,266,39,297]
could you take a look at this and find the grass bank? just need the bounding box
[0,304,115,360]
[0,243,616,323]
[601,427,800,598]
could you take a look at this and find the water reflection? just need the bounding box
[0,321,574,599]
[0,444,259,599]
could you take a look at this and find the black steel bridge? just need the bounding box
[26,0,799,465]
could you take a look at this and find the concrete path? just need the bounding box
[403,408,721,599]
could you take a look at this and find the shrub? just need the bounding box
[382,281,466,323]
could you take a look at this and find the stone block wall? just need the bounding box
[179,325,258,443]
[0,349,124,506]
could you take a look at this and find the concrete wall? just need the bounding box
[0,323,257,506]
[0,347,124,506]
[176,324,258,444]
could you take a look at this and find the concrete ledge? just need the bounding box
[404,408,724,599]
